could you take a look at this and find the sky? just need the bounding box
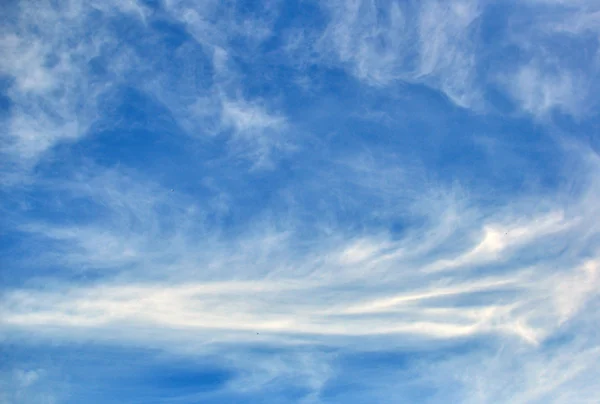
[1,0,600,403]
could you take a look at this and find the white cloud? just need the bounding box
[0,367,65,404]
[315,0,600,117]
[0,1,122,167]
[504,64,583,118]
[416,0,481,107]
[424,211,572,272]
[220,98,291,167]
[317,0,481,107]
[130,2,293,168]
[0,0,291,183]
[456,340,600,403]
[2,0,600,401]
[3,149,600,351]
[2,143,599,403]
[221,100,286,134]
[15,369,42,388]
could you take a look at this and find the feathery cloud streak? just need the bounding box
[2,0,600,402]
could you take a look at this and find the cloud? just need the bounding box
[503,63,583,118]
[3,144,600,401]
[315,0,481,107]
[0,2,108,165]
[456,338,600,403]
[218,98,291,167]
[0,0,291,185]
[2,0,600,402]
[313,0,600,117]
[0,367,67,404]
[3,148,600,348]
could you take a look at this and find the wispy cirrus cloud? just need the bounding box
[0,1,114,167]
[315,0,481,108]
[4,147,600,346]
[2,0,600,402]
[312,0,600,117]
[0,0,290,184]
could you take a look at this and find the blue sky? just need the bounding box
[1,0,600,403]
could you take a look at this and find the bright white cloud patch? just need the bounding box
[1,0,600,403]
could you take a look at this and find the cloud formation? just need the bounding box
[1,0,600,402]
